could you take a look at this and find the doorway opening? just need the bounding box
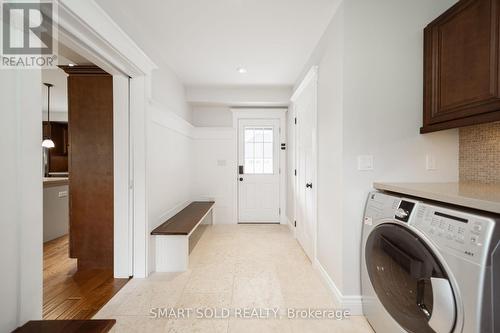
[41,42,129,320]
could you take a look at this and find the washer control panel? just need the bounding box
[412,204,494,264]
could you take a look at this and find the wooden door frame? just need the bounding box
[55,1,157,278]
[290,66,319,262]
[231,108,288,225]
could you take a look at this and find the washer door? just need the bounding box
[365,223,456,333]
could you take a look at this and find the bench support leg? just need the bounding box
[155,235,188,272]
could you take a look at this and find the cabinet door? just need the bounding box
[50,123,67,156]
[42,122,69,172]
[422,0,500,132]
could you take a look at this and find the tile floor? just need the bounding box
[94,225,374,333]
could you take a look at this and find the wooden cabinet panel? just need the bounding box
[61,65,114,270]
[43,121,69,173]
[422,0,500,133]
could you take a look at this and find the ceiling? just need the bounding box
[94,0,338,86]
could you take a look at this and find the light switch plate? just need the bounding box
[358,155,374,171]
[426,154,437,170]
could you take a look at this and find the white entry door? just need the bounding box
[294,73,317,260]
[238,119,280,223]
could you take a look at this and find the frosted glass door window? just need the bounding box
[244,127,274,174]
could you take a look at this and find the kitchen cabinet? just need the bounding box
[421,0,500,133]
[43,121,68,172]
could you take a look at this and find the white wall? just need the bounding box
[42,68,68,113]
[42,68,68,122]
[143,56,201,274]
[0,70,43,332]
[292,0,460,305]
[186,85,293,107]
[151,66,193,123]
[192,105,233,127]
[147,103,237,236]
[192,128,236,224]
[340,0,459,297]
[315,2,346,294]
[147,100,193,273]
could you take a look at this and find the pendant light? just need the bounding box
[42,83,55,149]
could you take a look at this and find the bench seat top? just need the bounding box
[14,320,116,333]
[151,201,215,236]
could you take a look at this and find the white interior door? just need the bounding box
[294,77,317,260]
[238,119,280,223]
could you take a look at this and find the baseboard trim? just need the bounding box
[313,259,363,315]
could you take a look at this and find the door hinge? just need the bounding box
[279,208,281,215]
[294,220,297,227]
[294,117,297,125]
[294,169,297,176]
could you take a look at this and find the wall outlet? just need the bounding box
[358,155,374,171]
[426,154,437,171]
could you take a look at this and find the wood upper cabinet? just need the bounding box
[43,121,69,172]
[421,0,500,133]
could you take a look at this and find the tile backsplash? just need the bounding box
[459,121,500,184]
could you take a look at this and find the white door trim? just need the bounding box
[291,103,298,236]
[291,66,319,103]
[57,1,157,278]
[57,1,157,77]
[290,66,318,262]
[231,109,288,225]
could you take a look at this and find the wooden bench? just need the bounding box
[14,320,116,333]
[151,201,215,272]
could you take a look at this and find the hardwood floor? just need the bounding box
[43,235,129,320]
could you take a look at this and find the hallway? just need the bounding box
[94,225,373,332]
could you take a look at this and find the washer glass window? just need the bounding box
[365,224,456,333]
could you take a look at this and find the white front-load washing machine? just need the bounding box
[361,191,500,333]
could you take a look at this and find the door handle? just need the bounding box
[306,183,313,189]
[428,277,456,333]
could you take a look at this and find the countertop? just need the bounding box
[43,177,69,187]
[373,182,500,215]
